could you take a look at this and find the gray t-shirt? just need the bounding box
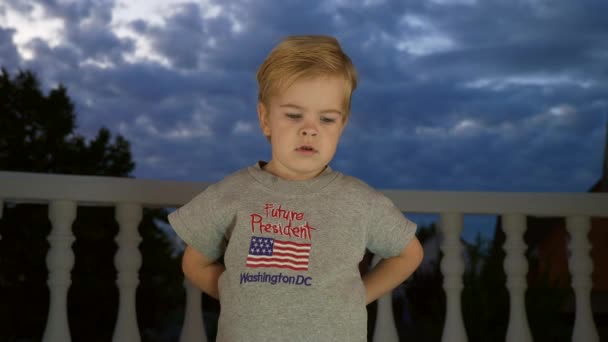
[169,162,417,341]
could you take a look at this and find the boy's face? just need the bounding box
[258,75,348,180]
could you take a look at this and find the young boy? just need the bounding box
[168,35,423,341]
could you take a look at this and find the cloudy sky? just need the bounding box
[1,0,606,197]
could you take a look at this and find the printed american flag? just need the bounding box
[246,236,311,271]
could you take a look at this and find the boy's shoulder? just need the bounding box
[204,166,253,193]
[188,166,254,206]
[334,172,387,200]
[337,172,372,191]
[219,166,252,185]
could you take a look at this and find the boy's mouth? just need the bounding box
[296,145,317,152]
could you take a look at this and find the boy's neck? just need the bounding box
[260,160,328,181]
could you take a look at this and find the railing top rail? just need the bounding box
[383,190,607,217]
[1,171,607,216]
[0,171,208,208]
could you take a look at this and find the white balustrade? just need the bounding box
[371,254,399,342]
[112,203,143,342]
[180,280,207,342]
[1,171,608,342]
[502,214,532,342]
[567,216,599,342]
[42,200,77,342]
[439,213,467,342]
[0,199,3,243]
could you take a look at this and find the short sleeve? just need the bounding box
[366,192,417,258]
[168,183,233,261]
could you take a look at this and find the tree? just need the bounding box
[401,221,571,341]
[0,68,183,341]
[0,68,134,175]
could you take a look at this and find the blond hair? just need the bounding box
[256,35,358,116]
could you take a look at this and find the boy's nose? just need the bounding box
[300,127,318,137]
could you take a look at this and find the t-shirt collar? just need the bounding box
[247,161,338,194]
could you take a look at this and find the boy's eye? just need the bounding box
[286,113,302,119]
[321,116,337,123]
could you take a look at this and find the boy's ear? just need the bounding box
[257,102,271,136]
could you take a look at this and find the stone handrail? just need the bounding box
[1,170,606,342]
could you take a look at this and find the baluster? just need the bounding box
[502,214,532,342]
[112,203,143,342]
[371,254,399,342]
[566,216,599,342]
[0,199,3,243]
[180,279,207,342]
[42,200,77,342]
[439,212,467,342]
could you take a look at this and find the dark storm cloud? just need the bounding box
[37,0,115,23]
[2,1,33,14]
[138,3,206,69]
[1,0,605,192]
[55,0,134,63]
[328,0,605,192]
[345,2,606,97]
[10,0,133,64]
[134,1,337,71]
[0,27,21,70]
[24,38,80,78]
[65,22,134,63]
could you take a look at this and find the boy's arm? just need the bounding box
[182,245,225,300]
[362,236,423,305]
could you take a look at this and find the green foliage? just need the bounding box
[0,68,182,341]
[398,224,446,341]
[461,232,509,342]
[400,223,572,341]
[0,68,134,175]
[0,204,52,342]
[525,255,573,342]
